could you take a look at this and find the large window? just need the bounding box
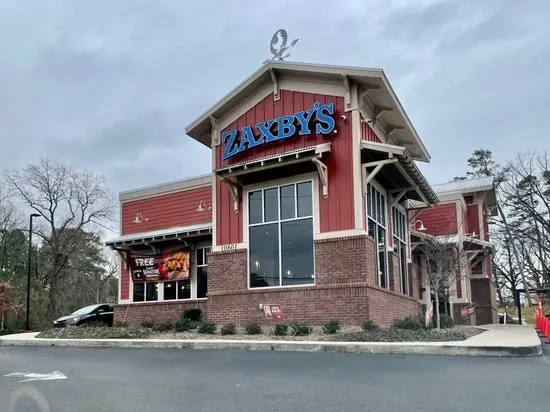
[392,204,408,294]
[248,181,314,288]
[366,182,388,288]
[196,246,210,298]
[131,245,209,302]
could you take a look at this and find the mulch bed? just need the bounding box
[37,325,484,342]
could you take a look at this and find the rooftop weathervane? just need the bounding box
[270,29,299,61]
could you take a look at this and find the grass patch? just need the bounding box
[37,326,152,340]
[327,327,470,342]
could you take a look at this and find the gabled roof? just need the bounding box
[185,60,430,162]
[432,176,494,195]
[432,176,497,212]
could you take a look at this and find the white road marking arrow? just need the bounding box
[4,370,67,383]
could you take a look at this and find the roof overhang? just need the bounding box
[432,177,498,216]
[185,60,430,162]
[214,143,331,212]
[361,140,438,205]
[105,223,212,250]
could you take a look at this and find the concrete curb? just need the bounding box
[0,337,542,357]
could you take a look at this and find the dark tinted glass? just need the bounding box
[297,182,312,217]
[178,279,191,299]
[281,219,314,286]
[133,283,144,302]
[249,223,279,287]
[280,185,295,220]
[249,191,262,224]
[197,266,208,298]
[146,282,158,301]
[264,188,278,222]
[164,281,176,300]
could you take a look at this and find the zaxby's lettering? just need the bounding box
[222,102,336,160]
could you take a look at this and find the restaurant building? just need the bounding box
[411,176,498,325]
[105,60,480,326]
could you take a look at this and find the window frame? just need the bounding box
[392,202,409,295]
[365,179,389,289]
[244,174,318,290]
[129,242,211,303]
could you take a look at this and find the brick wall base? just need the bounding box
[114,300,207,325]
[115,235,421,327]
[368,286,420,326]
[471,278,497,324]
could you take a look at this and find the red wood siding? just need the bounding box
[361,119,381,142]
[215,92,354,244]
[466,204,479,236]
[216,91,344,169]
[121,186,212,235]
[417,203,458,236]
[216,176,243,245]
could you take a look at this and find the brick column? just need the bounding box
[471,278,497,324]
[314,235,375,286]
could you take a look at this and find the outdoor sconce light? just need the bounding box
[413,220,427,231]
[196,201,212,212]
[132,213,149,224]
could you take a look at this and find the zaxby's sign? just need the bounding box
[222,101,336,160]
[129,249,190,282]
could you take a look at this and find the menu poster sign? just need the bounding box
[129,249,190,282]
[263,304,284,320]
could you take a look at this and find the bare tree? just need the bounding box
[4,159,114,317]
[416,233,471,329]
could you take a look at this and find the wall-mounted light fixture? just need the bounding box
[412,220,427,231]
[196,201,212,212]
[132,213,149,224]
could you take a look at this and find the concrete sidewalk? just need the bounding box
[0,324,542,357]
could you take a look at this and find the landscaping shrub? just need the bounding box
[174,318,192,332]
[182,308,202,322]
[245,322,262,335]
[290,324,311,336]
[152,322,174,332]
[323,320,340,334]
[362,320,378,331]
[197,321,217,334]
[220,323,237,335]
[393,315,425,330]
[438,314,454,329]
[272,324,288,336]
[327,327,472,343]
[141,321,154,328]
[37,326,151,339]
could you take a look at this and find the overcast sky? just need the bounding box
[1,0,548,198]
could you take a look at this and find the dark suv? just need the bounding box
[53,304,114,328]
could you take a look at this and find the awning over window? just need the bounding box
[215,143,330,178]
[361,140,438,205]
[105,223,212,250]
[215,143,331,212]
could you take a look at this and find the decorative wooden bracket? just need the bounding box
[312,157,328,198]
[270,69,280,101]
[209,115,220,145]
[221,178,241,213]
[341,74,351,111]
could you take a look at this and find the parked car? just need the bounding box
[498,312,526,325]
[53,304,114,328]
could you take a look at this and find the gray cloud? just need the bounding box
[1,0,548,199]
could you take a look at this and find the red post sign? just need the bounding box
[263,304,284,320]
